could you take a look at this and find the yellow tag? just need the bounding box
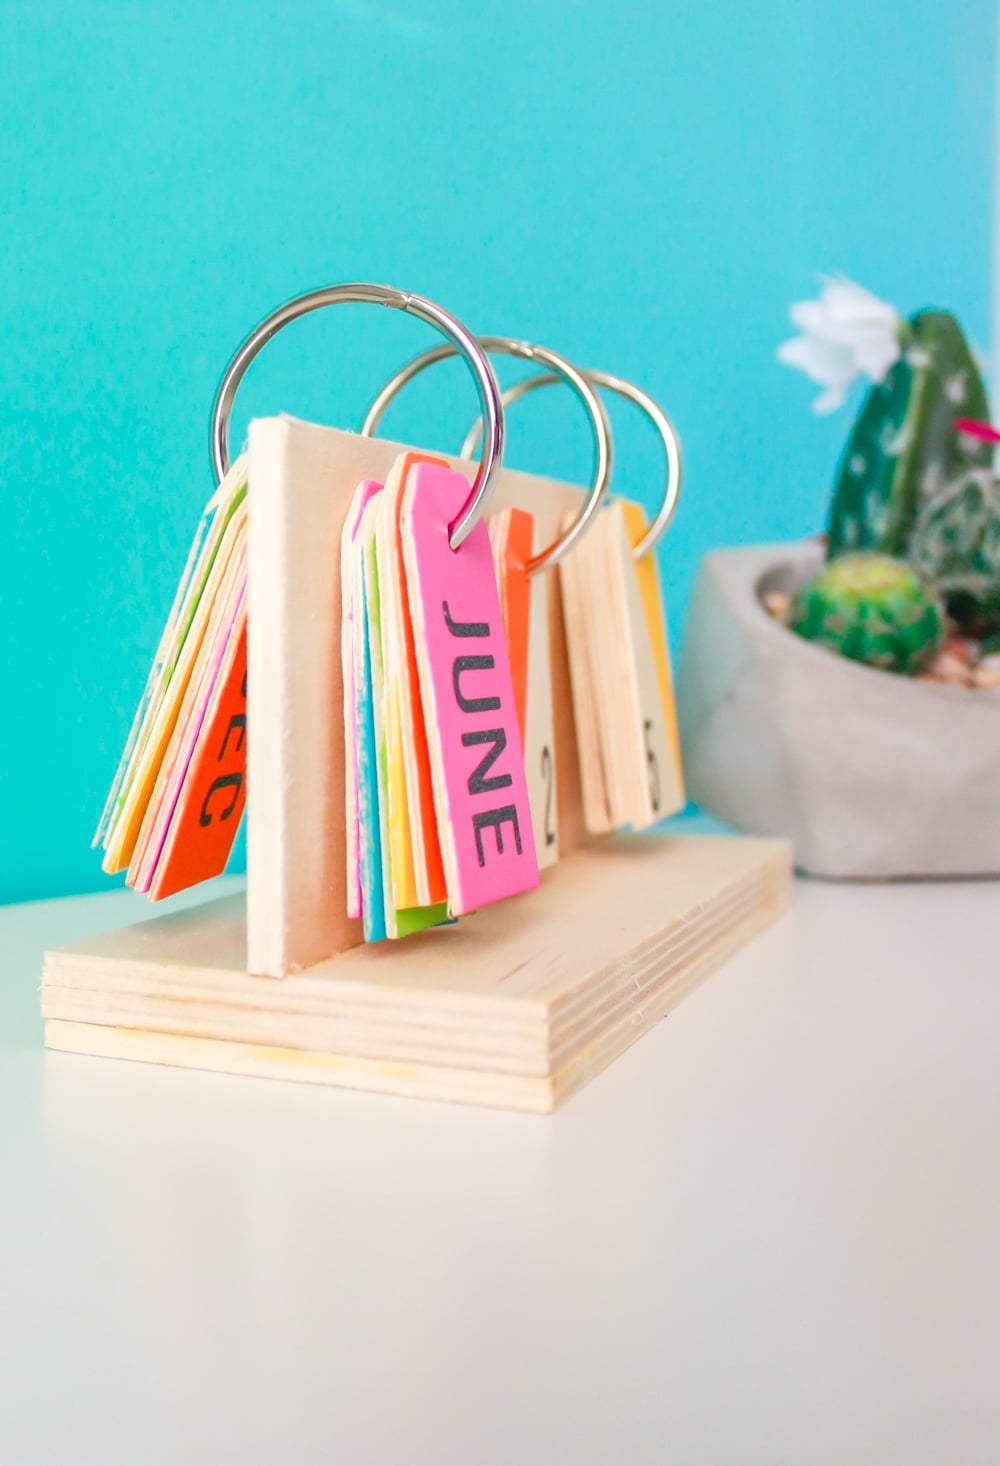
[621,500,684,792]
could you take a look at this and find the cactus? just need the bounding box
[790,554,944,675]
[909,467,1000,631]
[827,311,991,559]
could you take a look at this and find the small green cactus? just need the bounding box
[909,467,1000,631]
[790,554,944,674]
[827,311,991,559]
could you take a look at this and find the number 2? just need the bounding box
[540,745,556,846]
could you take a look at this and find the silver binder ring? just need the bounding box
[461,369,682,559]
[209,283,505,550]
[362,337,613,574]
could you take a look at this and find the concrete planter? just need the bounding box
[678,541,1000,879]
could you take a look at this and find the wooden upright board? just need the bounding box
[43,833,792,1112]
[246,418,592,978]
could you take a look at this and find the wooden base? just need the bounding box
[42,834,792,1112]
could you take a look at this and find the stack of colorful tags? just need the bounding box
[94,456,250,899]
[95,438,682,930]
[559,498,685,832]
[342,452,540,941]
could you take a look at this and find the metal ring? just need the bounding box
[361,337,613,574]
[461,369,681,558]
[209,282,505,550]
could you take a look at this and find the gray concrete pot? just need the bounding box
[678,541,1000,879]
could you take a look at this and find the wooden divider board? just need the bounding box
[43,833,792,1113]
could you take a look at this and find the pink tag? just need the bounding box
[401,462,539,916]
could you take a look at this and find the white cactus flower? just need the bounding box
[777,276,905,414]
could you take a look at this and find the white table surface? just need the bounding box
[1,873,999,1466]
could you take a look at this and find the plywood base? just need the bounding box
[42,834,792,1112]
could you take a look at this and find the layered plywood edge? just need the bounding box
[43,833,793,1112]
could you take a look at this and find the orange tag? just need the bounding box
[147,597,249,900]
[377,450,450,907]
[490,508,558,867]
[490,508,532,740]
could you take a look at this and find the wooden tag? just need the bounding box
[401,462,539,915]
[622,500,685,798]
[559,500,684,830]
[558,513,613,834]
[607,502,681,826]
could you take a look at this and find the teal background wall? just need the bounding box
[1,0,995,903]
